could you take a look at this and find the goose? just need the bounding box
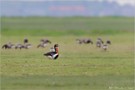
[40,39,51,44]
[2,42,14,49]
[15,43,32,49]
[102,40,111,51]
[102,44,108,51]
[2,44,9,49]
[83,39,93,44]
[44,44,59,60]
[96,41,102,48]
[76,38,93,44]
[96,38,104,48]
[37,39,51,48]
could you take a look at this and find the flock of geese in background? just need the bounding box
[76,38,111,51]
[2,38,111,60]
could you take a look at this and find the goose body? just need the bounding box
[15,43,32,49]
[44,52,59,59]
[15,44,24,49]
[76,38,93,44]
[41,39,51,44]
[102,44,108,51]
[37,39,51,48]
[102,40,111,51]
[24,44,32,49]
[96,41,102,48]
[83,39,93,44]
[37,43,47,48]
[2,42,14,49]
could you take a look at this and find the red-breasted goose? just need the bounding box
[44,44,59,60]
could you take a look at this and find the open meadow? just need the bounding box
[1,17,134,90]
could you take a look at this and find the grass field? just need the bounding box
[1,17,134,90]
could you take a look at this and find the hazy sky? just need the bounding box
[1,0,135,6]
[106,0,135,6]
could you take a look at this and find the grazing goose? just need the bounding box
[96,38,104,48]
[15,43,32,49]
[2,44,9,49]
[102,44,108,51]
[102,40,111,51]
[83,39,93,44]
[23,38,32,49]
[76,38,93,44]
[37,39,51,48]
[44,44,59,60]
[96,41,102,48]
[2,42,14,49]
[40,39,51,44]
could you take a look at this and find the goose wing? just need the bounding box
[44,51,56,56]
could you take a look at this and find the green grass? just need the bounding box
[1,17,133,37]
[1,75,133,90]
[2,29,131,36]
[1,17,134,36]
[1,33,134,90]
[1,17,134,90]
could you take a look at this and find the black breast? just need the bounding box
[54,55,59,59]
